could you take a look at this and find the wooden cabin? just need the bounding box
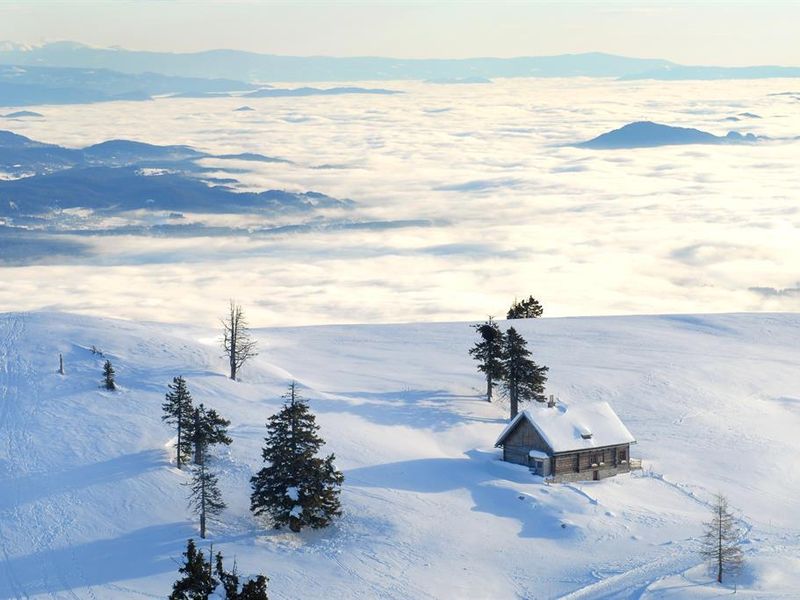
[494,401,636,483]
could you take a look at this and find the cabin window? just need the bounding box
[619,448,627,461]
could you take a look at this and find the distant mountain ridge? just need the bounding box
[578,121,763,149]
[0,44,672,81]
[0,129,346,221]
[0,63,255,106]
[1,42,799,82]
[0,129,290,176]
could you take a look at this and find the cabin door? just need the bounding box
[592,470,599,481]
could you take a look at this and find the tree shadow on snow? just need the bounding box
[0,522,193,598]
[313,389,505,432]
[0,449,167,511]
[345,450,574,540]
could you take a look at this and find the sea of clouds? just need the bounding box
[1,77,798,326]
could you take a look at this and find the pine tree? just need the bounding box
[250,382,344,533]
[700,494,744,584]
[215,552,240,599]
[221,301,258,381]
[507,295,544,319]
[215,552,269,600]
[501,327,549,418]
[162,376,195,469]
[103,360,116,391]
[239,577,269,600]
[169,538,218,600]
[469,318,504,402]
[188,461,226,539]
[188,407,227,539]
[192,404,232,463]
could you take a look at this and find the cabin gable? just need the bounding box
[501,417,552,466]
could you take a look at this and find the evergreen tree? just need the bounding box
[215,552,269,600]
[188,461,226,539]
[188,406,227,539]
[700,494,744,584]
[239,577,269,600]
[169,538,218,600]
[507,295,544,320]
[250,382,344,533]
[103,360,116,391]
[192,403,232,463]
[215,552,240,599]
[468,318,504,402]
[501,327,549,418]
[162,376,195,469]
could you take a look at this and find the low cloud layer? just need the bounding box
[1,78,799,326]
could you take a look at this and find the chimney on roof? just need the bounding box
[547,394,555,408]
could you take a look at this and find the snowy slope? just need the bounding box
[0,311,799,599]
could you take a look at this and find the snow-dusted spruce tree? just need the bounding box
[469,318,505,402]
[192,404,233,464]
[169,539,217,600]
[700,493,744,584]
[221,301,258,381]
[506,295,544,319]
[162,376,195,469]
[250,382,343,533]
[215,552,269,600]
[102,359,116,390]
[501,327,549,418]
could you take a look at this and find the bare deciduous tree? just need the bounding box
[221,301,258,381]
[700,493,744,584]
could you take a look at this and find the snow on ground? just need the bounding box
[0,311,798,599]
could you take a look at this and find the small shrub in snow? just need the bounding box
[102,359,116,391]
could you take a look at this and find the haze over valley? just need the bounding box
[1,75,799,325]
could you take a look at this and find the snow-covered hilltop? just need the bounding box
[0,311,799,599]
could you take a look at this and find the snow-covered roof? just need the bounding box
[495,401,635,453]
[528,449,549,459]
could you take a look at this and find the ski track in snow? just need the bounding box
[0,314,91,600]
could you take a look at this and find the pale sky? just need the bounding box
[0,0,798,65]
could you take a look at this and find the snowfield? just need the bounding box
[0,311,799,599]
